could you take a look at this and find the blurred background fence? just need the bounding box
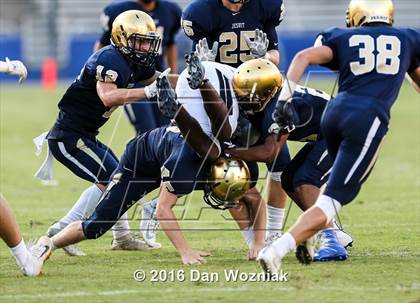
[0,0,418,81]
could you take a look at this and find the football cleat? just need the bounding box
[295,236,315,265]
[22,236,52,277]
[111,234,158,251]
[265,231,282,246]
[257,246,281,275]
[140,201,161,249]
[47,225,86,257]
[313,229,349,262]
[332,219,354,249]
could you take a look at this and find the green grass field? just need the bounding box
[0,81,419,303]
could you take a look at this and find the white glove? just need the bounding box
[144,68,171,99]
[194,38,218,62]
[5,57,28,84]
[244,29,269,59]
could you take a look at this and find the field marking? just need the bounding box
[1,285,419,300]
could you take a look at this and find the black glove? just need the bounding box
[272,100,296,135]
[156,75,179,119]
[185,52,207,89]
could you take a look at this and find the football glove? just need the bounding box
[194,38,218,62]
[5,57,27,84]
[272,100,296,135]
[185,52,207,89]
[144,68,171,99]
[244,29,269,59]
[156,74,179,119]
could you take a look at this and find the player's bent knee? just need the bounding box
[314,194,342,224]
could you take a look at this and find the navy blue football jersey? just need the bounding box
[99,0,182,71]
[319,26,420,115]
[49,45,156,138]
[182,0,284,67]
[249,85,330,143]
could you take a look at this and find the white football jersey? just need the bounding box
[176,61,239,139]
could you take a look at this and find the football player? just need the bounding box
[0,65,51,276]
[258,0,420,273]
[226,59,352,261]
[41,10,174,255]
[182,0,284,67]
[94,1,182,241]
[0,57,27,83]
[0,194,51,276]
[94,0,181,134]
[45,57,268,265]
[181,0,290,243]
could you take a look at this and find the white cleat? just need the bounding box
[257,246,281,275]
[332,219,354,249]
[265,231,282,246]
[47,225,86,256]
[111,234,158,251]
[140,201,161,249]
[295,236,315,265]
[22,236,52,277]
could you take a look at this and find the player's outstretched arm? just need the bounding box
[0,58,27,83]
[157,186,211,265]
[96,69,174,107]
[200,81,232,142]
[156,74,221,162]
[280,46,334,101]
[227,134,288,163]
[240,187,267,260]
[186,52,232,141]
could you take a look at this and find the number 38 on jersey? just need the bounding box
[349,35,401,76]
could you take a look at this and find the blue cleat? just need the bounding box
[313,229,349,262]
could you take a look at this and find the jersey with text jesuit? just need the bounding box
[182,0,284,67]
[49,45,155,139]
[99,0,181,71]
[176,61,239,139]
[319,26,420,117]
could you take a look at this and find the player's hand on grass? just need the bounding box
[244,29,269,59]
[144,68,171,99]
[248,241,265,261]
[181,249,211,265]
[5,57,27,84]
[194,38,218,62]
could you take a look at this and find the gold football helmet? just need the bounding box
[111,10,161,66]
[346,0,394,28]
[233,58,283,113]
[204,157,251,210]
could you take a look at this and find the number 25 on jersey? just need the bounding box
[349,35,401,76]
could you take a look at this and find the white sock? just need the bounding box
[112,212,131,241]
[270,232,296,260]
[10,239,32,270]
[51,185,102,230]
[267,205,285,232]
[241,226,254,247]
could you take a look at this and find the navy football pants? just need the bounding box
[281,140,331,193]
[321,98,388,205]
[48,136,119,185]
